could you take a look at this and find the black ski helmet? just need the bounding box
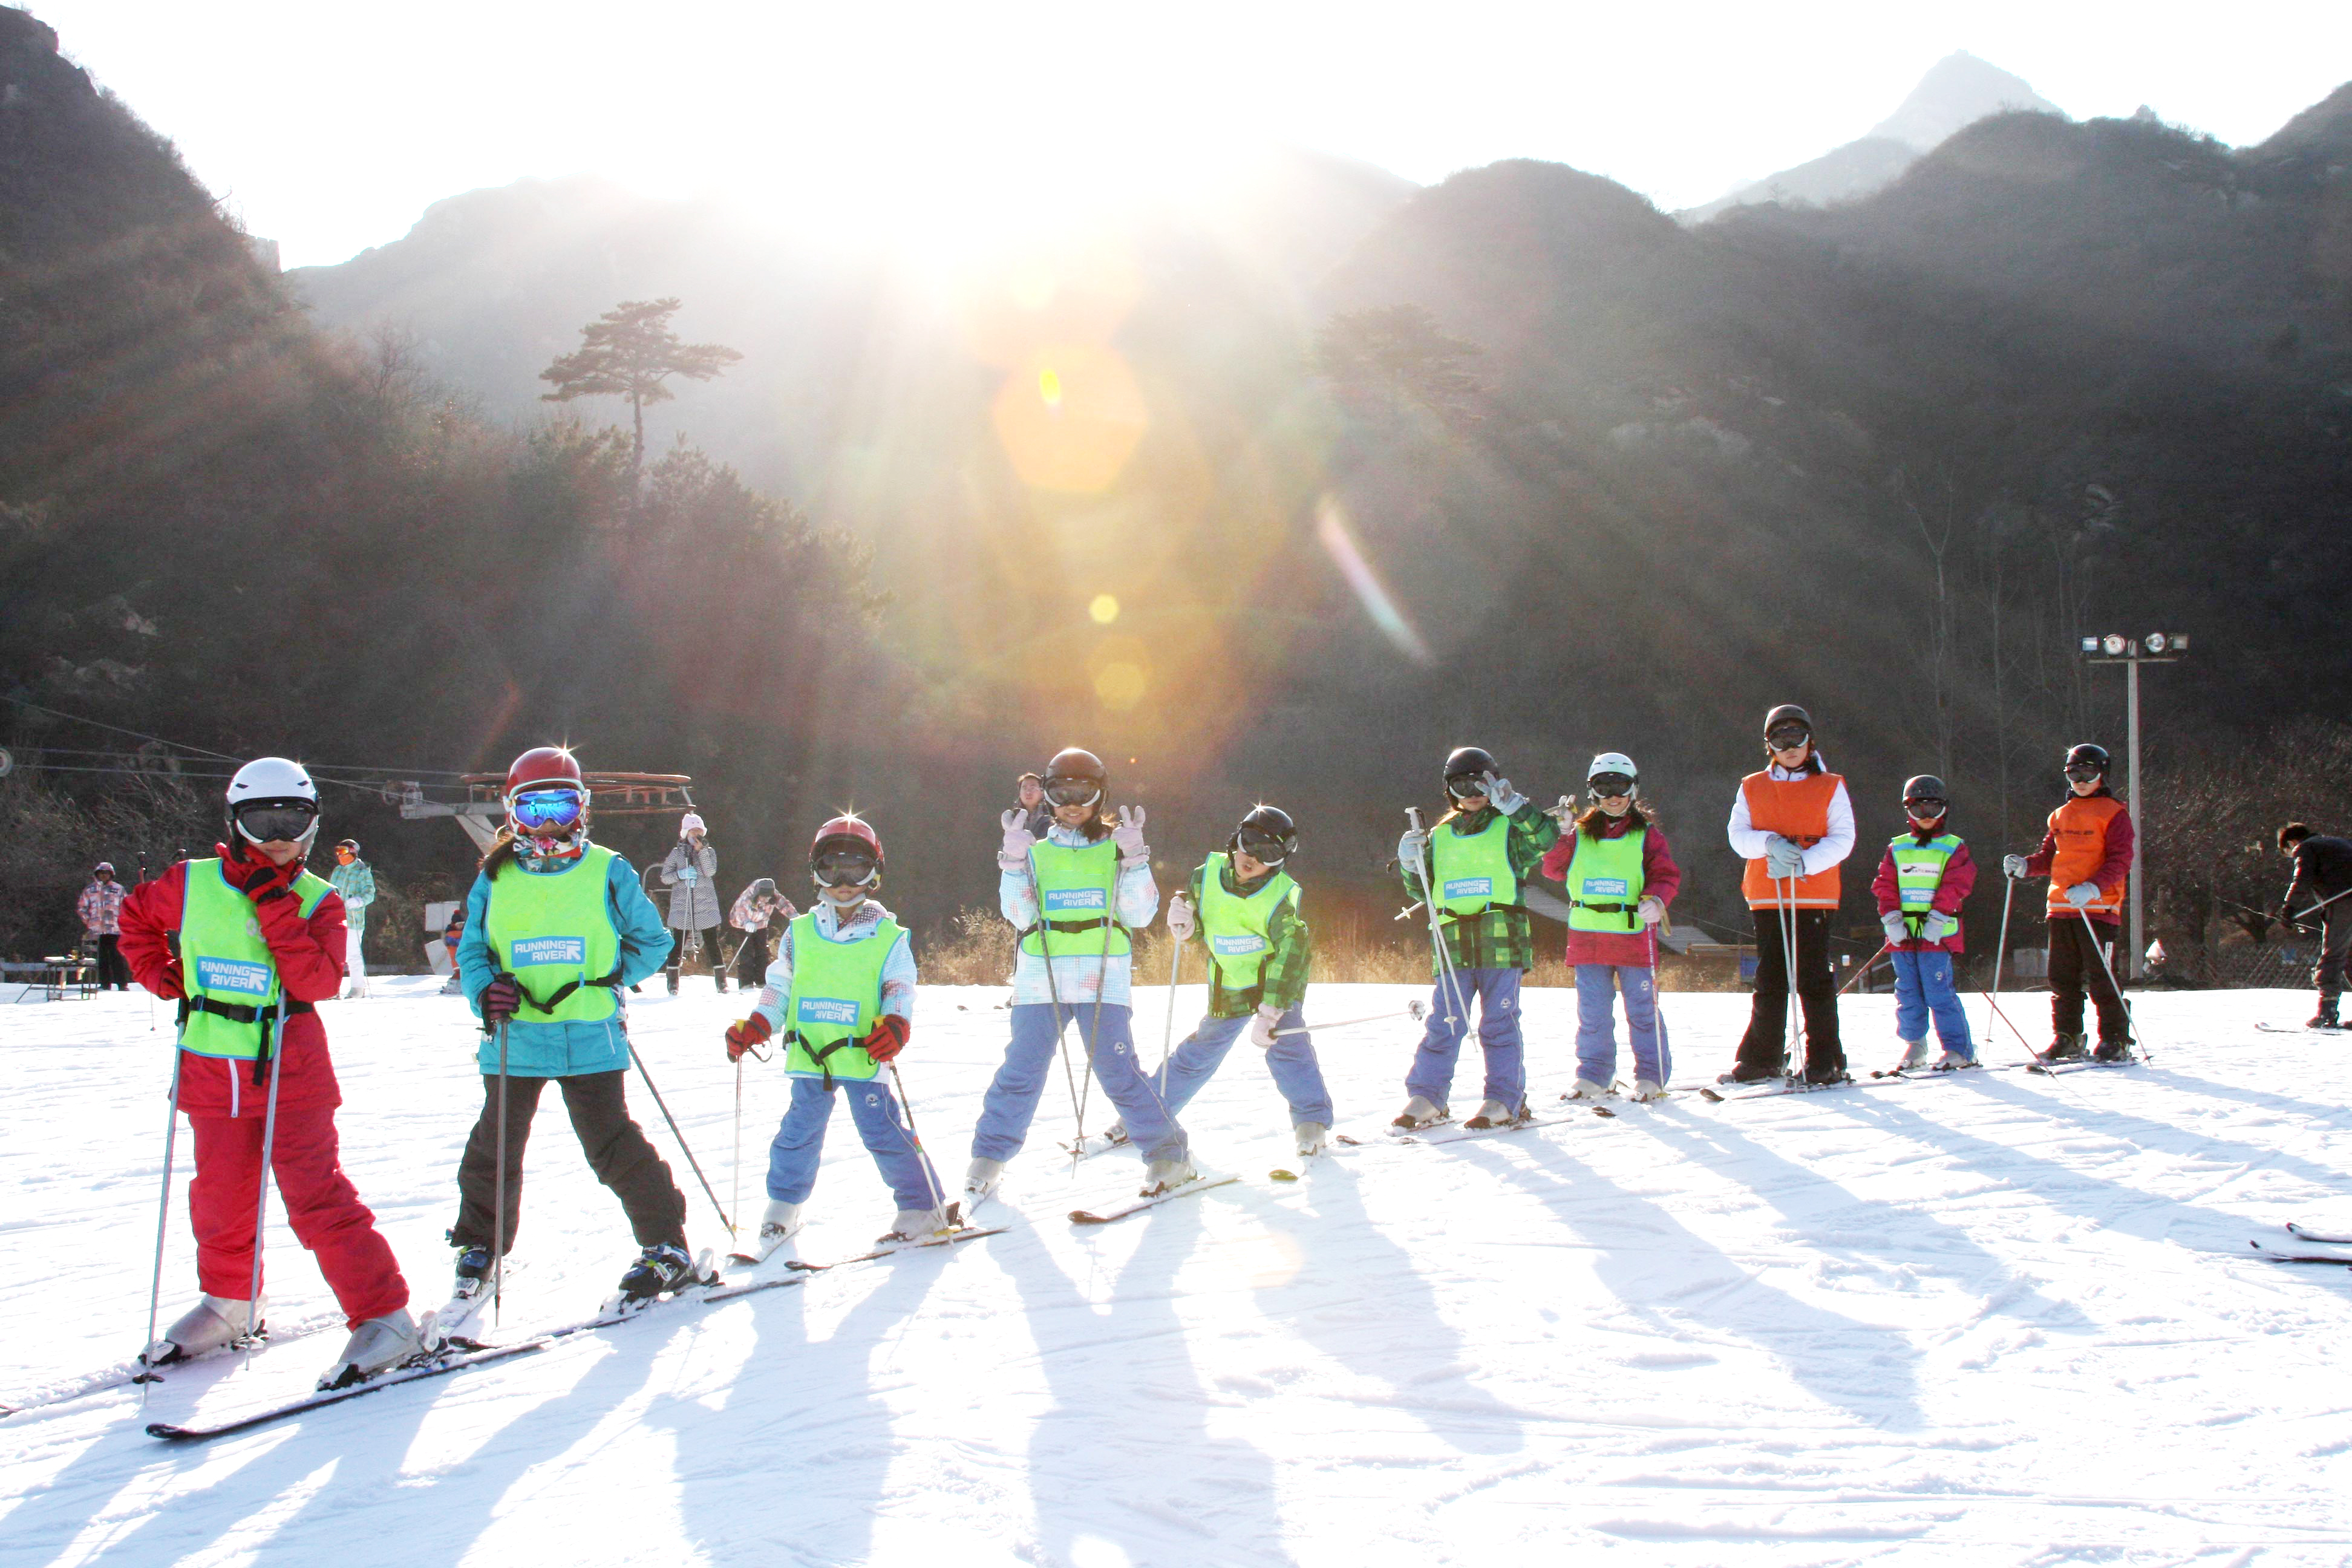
[1231,805,1298,866]
[2063,742,2110,777]
[1443,746,1498,796]
[1762,704,1812,743]
[1902,776,1949,814]
[1042,746,1108,808]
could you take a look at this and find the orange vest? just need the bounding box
[1740,771,1845,909]
[2045,794,2128,917]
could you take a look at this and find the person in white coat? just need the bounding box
[659,812,724,994]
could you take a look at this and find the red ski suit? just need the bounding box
[118,849,408,1326]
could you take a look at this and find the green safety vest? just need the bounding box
[1430,812,1519,918]
[1889,833,1961,935]
[483,844,623,1023]
[1566,826,1647,933]
[780,910,900,1085]
[1195,852,1299,992]
[1021,838,1131,959]
[177,858,332,1060]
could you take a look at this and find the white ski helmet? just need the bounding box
[225,756,321,852]
[1586,753,1639,799]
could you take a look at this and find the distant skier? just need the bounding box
[1870,776,1977,1071]
[1146,805,1333,1157]
[2002,743,2134,1061]
[723,815,947,1259]
[1725,705,1855,1083]
[727,877,795,991]
[1538,753,1681,1102]
[118,758,416,1391]
[660,811,724,994]
[328,838,374,999]
[77,861,130,990]
[445,746,703,1326]
[1394,746,1562,1129]
[966,746,1192,1203]
[2276,822,2352,1028]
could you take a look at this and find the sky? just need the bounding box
[21,1,2352,268]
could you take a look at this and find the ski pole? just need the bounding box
[1406,809,1470,1026]
[2284,884,2352,925]
[1021,849,1087,1169]
[886,1062,953,1224]
[1837,941,1892,997]
[730,1054,742,1244]
[492,1018,509,1322]
[2076,915,2146,1062]
[139,854,154,1031]
[242,1011,289,1364]
[1075,908,1114,1150]
[1985,873,2018,1057]
[1272,1001,1427,1039]
[137,1049,185,1404]
[1779,875,1802,1080]
[1155,917,1182,1099]
[629,1044,733,1234]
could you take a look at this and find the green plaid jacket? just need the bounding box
[1397,801,1562,973]
[1183,860,1311,1019]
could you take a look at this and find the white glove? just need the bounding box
[998,808,1036,862]
[2002,854,2030,880]
[2065,881,2100,908]
[1111,804,1149,861]
[1545,794,1576,826]
[1481,773,1526,814]
[1249,1003,1282,1049]
[1881,910,1910,945]
[1637,895,1666,926]
[1397,827,1429,867]
[1921,912,1959,943]
[1764,835,1807,878]
[1166,893,1195,940]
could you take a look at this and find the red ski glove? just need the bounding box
[480,973,522,1027]
[860,1014,910,1063]
[725,1013,773,1063]
[219,844,297,903]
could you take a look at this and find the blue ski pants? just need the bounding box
[766,1074,945,1211]
[1574,963,1670,1086]
[972,1003,1187,1165]
[1405,967,1525,1112]
[1156,1006,1334,1128]
[1891,950,1975,1058]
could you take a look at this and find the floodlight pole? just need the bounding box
[2126,654,2143,981]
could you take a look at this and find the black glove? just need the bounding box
[481,973,522,1027]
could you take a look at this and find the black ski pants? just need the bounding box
[2047,917,2130,1043]
[93,933,131,990]
[731,926,774,990]
[1737,906,1844,1077]
[451,1069,687,1256]
[665,924,724,983]
[2313,904,2352,1001]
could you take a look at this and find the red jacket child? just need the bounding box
[1871,836,1978,954]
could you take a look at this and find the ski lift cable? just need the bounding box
[1,695,471,782]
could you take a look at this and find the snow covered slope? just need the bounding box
[4,979,2350,1564]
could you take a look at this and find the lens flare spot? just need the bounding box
[1315,495,1432,665]
[1039,367,1063,408]
[991,344,1149,494]
[1089,594,1119,624]
[1093,662,1147,709]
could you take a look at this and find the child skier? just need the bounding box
[442,746,702,1333]
[1538,753,1681,1102]
[2003,743,2135,1061]
[966,746,1193,1201]
[118,758,417,1391]
[1725,705,1857,1083]
[1871,776,1978,1070]
[1394,745,1562,1129]
[328,838,374,999]
[722,815,950,1259]
[1150,806,1333,1157]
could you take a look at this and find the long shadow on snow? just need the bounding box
[997,1181,1293,1568]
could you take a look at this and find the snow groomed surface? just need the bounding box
[3,979,2350,1564]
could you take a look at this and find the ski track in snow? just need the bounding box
[2,979,2350,1565]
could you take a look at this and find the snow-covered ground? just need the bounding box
[4,977,2350,1566]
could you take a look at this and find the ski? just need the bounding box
[1393,1114,1578,1146]
[2288,1221,2352,1244]
[2256,1022,2345,1035]
[786,1226,1005,1271]
[1056,1129,1130,1162]
[1070,1173,1238,1225]
[1700,1074,1858,1103]
[2248,1239,2352,1267]
[2,1308,347,1419]
[145,1340,548,1442]
[2027,1056,2137,1076]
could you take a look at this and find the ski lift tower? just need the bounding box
[390,771,697,853]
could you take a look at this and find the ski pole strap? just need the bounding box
[780,1029,855,1090]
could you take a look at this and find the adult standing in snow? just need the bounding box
[1725,705,1856,1083]
[2003,743,2135,1061]
[117,757,417,1391]
[1871,776,1977,1070]
[966,746,1192,1201]
[2277,822,2352,1028]
[445,746,702,1321]
[660,812,724,994]
[1149,805,1333,1157]
[724,815,947,1257]
[1394,745,1562,1129]
[727,876,796,992]
[78,861,131,990]
[1540,754,1681,1102]
[1010,772,1053,840]
[328,839,375,999]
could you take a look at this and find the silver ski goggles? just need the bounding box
[2064,765,2104,784]
[509,787,587,832]
[1766,725,1811,751]
[812,848,880,887]
[1443,773,1489,800]
[1904,797,1947,817]
[1043,778,1102,808]
[1588,774,1636,799]
[231,800,318,845]
[1235,829,1293,865]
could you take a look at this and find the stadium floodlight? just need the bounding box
[2075,630,2194,979]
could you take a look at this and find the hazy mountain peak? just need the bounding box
[1867,51,2065,151]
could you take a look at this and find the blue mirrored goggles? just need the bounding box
[509,788,587,831]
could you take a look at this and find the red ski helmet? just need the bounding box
[505,745,584,801]
[809,814,883,890]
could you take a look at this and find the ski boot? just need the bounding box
[318,1309,422,1390]
[1390,1096,1445,1130]
[1728,1059,1783,1084]
[1293,1122,1328,1157]
[1140,1157,1197,1197]
[2092,1036,2133,1063]
[2310,998,2340,1030]
[878,1205,953,1246]
[1802,1060,1852,1088]
[1462,1099,1525,1130]
[1565,1078,1610,1102]
[142,1293,263,1367]
[1933,1051,1975,1071]
[428,1245,498,1349]
[618,1243,712,1303]
[1630,1079,1665,1102]
[2043,1032,2087,1063]
[438,972,463,996]
[1892,1039,1930,1072]
[666,969,680,996]
[963,1157,1005,1204]
[732,1200,804,1264]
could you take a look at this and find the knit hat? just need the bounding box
[681,812,706,836]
